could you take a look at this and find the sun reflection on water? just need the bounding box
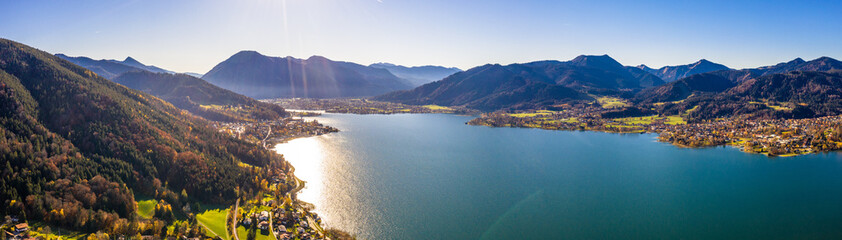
[273,137,324,210]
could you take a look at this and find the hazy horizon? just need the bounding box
[3,0,841,73]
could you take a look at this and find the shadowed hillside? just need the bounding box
[375,55,662,111]
[114,71,287,122]
[203,51,413,99]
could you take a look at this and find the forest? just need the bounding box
[0,38,286,235]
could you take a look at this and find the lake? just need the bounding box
[274,113,842,239]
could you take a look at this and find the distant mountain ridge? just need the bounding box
[632,57,842,120]
[750,56,842,75]
[639,59,731,82]
[637,57,842,104]
[114,71,287,122]
[375,55,664,111]
[56,54,174,79]
[202,51,413,99]
[369,62,461,87]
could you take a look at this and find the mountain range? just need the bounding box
[634,57,842,120]
[376,54,842,117]
[202,51,414,99]
[57,53,287,122]
[369,63,461,87]
[56,54,174,79]
[637,57,842,104]
[638,59,731,82]
[113,71,287,122]
[46,45,842,121]
[374,55,664,111]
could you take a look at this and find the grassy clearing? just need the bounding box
[200,104,224,109]
[685,105,699,114]
[749,101,793,111]
[237,161,261,170]
[768,104,792,111]
[611,115,686,126]
[28,221,86,240]
[664,115,686,125]
[422,105,452,110]
[653,96,691,106]
[136,196,156,219]
[596,96,628,109]
[196,207,231,240]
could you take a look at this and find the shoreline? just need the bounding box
[268,131,336,236]
[468,121,817,157]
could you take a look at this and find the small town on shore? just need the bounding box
[468,105,842,157]
[271,98,842,157]
[212,117,338,148]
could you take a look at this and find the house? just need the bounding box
[279,233,291,240]
[242,217,252,226]
[258,221,269,231]
[258,211,270,221]
[14,223,28,234]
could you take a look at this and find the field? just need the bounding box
[422,105,452,111]
[135,196,156,219]
[507,110,559,118]
[611,115,686,126]
[196,207,231,240]
[596,96,628,109]
[664,115,686,125]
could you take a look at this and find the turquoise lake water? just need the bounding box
[274,113,842,239]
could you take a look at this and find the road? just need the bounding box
[262,125,272,148]
[232,199,240,240]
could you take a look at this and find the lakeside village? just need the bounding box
[468,104,842,157]
[212,116,338,148]
[267,97,842,157]
[2,115,347,240]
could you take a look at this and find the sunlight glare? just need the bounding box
[274,137,325,209]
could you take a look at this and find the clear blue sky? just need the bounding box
[2,0,841,73]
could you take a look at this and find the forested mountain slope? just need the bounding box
[0,38,283,232]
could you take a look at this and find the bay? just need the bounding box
[275,113,842,239]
